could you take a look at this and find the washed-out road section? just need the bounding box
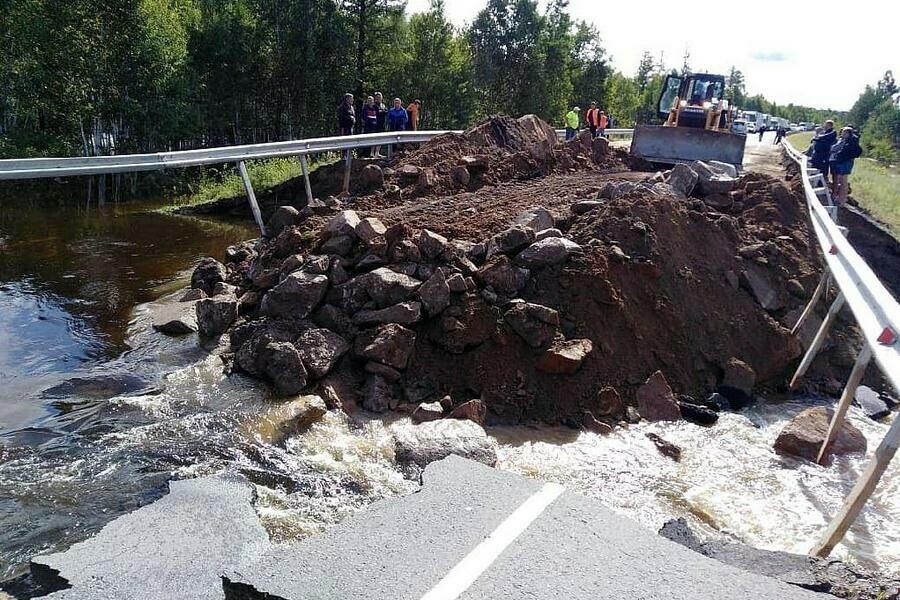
[22,456,821,600]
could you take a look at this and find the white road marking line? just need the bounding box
[419,482,565,600]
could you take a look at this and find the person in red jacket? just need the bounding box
[598,111,609,138]
[584,102,600,138]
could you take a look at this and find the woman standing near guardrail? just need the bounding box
[829,126,863,205]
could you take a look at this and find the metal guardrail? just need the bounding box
[0,126,635,235]
[781,137,900,557]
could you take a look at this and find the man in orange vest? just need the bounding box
[585,102,601,138]
[407,99,422,131]
[598,110,609,138]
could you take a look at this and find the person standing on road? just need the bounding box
[388,98,409,131]
[585,102,600,138]
[774,126,786,144]
[407,99,422,131]
[598,111,609,138]
[565,106,580,140]
[337,93,355,136]
[829,126,863,205]
[757,124,766,142]
[810,120,837,182]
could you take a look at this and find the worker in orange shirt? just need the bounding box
[598,111,609,138]
[407,99,422,131]
[584,102,601,138]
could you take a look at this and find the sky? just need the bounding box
[406,0,900,111]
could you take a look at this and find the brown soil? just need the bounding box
[203,115,882,425]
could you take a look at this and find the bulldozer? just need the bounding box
[630,72,746,166]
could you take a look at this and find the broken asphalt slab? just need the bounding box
[224,456,822,599]
[29,475,270,600]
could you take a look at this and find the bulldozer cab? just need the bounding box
[657,73,728,127]
[632,71,745,166]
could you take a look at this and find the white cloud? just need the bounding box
[406,0,900,111]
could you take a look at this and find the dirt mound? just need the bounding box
[177,158,871,428]
[375,115,632,201]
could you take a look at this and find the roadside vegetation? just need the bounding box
[786,132,899,233]
[164,156,335,212]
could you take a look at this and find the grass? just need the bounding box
[162,156,336,212]
[785,132,899,233]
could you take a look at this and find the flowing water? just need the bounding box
[1,197,899,583]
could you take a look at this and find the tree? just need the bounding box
[469,0,543,117]
[725,66,746,107]
[635,51,654,92]
[876,70,898,97]
[340,0,405,101]
[570,22,610,110]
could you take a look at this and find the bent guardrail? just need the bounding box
[782,137,900,558]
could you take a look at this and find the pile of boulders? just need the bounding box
[177,205,592,424]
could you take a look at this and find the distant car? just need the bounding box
[731,119,748,135]
[805,123,817,131]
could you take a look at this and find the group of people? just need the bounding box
[806,120,863,205]
[565,102,614,140]
[337,92,422,137]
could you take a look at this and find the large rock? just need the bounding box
[855,385,891,420]
[486,225,535,257]
[294,328,349,379]
[354,323,416,370]
[411,401,444,424]
[260,271,329,318]
[739,267,783,312]
[362,374,393,413]
[536,338,593,374]
[596,386,624,417]
[258,341,308,396]
[636,371,681,422]
[667,163,699,197]
[478,256,529,295]
[514,237,581,269]
[353,301,422,326]
[152,302,198,335]
[720,357,756,402]
[515,207,554,233]
[245,395,327,444]
[196,293,238,337]
[774,407,867,462]
[358,268,422,308]
[362,164,384,186]
[419,270,450,316]
[356,217,386,244]
[393,419,498,468]
[322,210,360,239]
[504,302,559,348]
[267,206,300,236]
[321,235,354,256]
[448,399,487,425]
[191,257,227,295]
[417,229,448,260]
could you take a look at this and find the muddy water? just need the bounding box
[2,197,899,582]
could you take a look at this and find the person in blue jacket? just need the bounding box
[810,120,837,181]
[388,98,409,131]
[829,126,862,205]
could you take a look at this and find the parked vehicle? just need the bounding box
[743,110,761,133]
[731,119,748,135]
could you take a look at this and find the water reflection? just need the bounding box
[0,200,256,431]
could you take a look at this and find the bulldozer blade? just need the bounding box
[630,125,746,166]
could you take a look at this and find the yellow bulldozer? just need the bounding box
[630,72,746,166]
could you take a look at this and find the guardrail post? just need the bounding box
[792,271,830,336]
[237,161,267,236]
[789,292,845,389]
[299,154,314,205]
[341,149,352,196]
[812,409,900,557]
[816,344,872,465]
